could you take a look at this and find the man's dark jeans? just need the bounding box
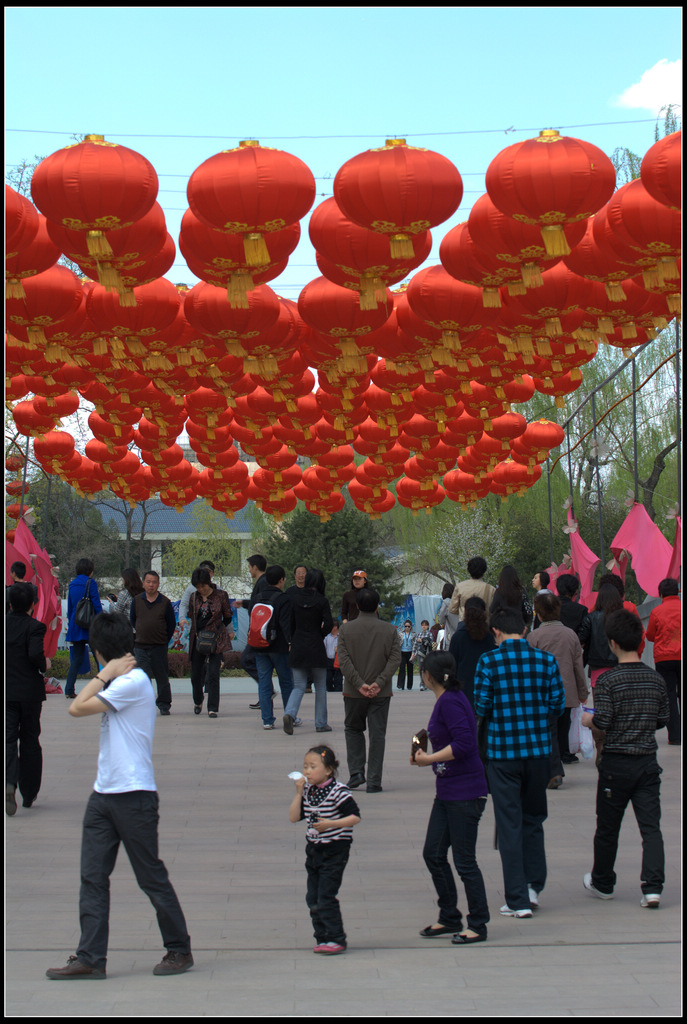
[77,790,190,969]
[591,752,664,895]
[134,645,172,711]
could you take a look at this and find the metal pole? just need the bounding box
[18,434,31,516]
[675,321,682,515]
[566,423,574,518]
[632,358,639,501]
[591,393,604,568]
[546,456,554,566]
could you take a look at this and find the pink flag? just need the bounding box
[566,508,600,611]
[665,516,682,580]
[610,503,674,598]
[6,538,36,584]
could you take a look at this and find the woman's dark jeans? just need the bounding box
[422,796,490,933]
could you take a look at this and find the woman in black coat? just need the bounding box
[489,564,532,631]
[283,569,334,735]
[448,598,496,709]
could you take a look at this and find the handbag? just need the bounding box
[73,578,97,630]
[196,629,217,656]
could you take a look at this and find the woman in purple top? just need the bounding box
[411,651,490,944]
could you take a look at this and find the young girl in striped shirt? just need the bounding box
[289,745,361,955]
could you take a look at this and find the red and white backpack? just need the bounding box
[248,602,277,648]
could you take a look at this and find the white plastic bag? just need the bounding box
[569,705,594,759]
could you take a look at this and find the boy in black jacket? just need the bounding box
[254,565,294,730]
[582,609,669,908]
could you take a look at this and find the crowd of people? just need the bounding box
[5,550,680,975]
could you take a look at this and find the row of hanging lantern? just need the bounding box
[5,128,681,521]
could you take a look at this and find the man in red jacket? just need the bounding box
[646,578,681,746]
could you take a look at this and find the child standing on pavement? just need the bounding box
[289,745,361,955]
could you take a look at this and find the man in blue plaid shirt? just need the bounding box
[474,608,566,918]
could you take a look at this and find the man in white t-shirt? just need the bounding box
[46,613,193,981]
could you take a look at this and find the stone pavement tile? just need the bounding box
[6,690,681,1017]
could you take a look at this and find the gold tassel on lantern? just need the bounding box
[359,274,387,311]
[118,289,138,307]
[243,233,270,267]
[86,230,114,258]
[540,224,571,257]
[521,263,544,289]
[97,263,124,290]
[507,280,527,296]
[6,279,26,299]
[605,281,627,301]
[482,288,502,308]
[26,326,47,347]
[227,273,253,309]
[545,317,562,337]
[389,234,414,259]
[657,258,679,282]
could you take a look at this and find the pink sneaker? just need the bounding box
[313,942,346,955]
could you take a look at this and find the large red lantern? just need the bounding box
[6,213,61,300]
[6,265,83,348]
[309,196,432,309]
[439,220,522,307]
[596,179,681,286]
[640,131,681,211]
[334,138,463,258]
[180,207,299,307]
[468,192,587,291]
[187,140,315,266]
[485,130,616,256]
[31,135,158,256]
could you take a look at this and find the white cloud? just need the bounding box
[613,58,682,115]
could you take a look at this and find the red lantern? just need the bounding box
[180,207,299,307]
[6,185,39,256]
[6,213,61,299]
[31,135,158,255]
[467,192,586,292]
[334,138,462,258]
[187,140,315,266]
[6,266,83,348]
[485,130,616,256]
[406,265,499,360]
[309,196,432,309]
[641,131,681,211]
[597,179,681,286]
[440,220,523,308]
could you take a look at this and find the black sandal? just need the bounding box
[451,931,487,944]
[419,924,455,937]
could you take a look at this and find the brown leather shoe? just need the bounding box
[46,956,106,980]
[153,950,194,975]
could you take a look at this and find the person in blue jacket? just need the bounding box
[64,558,102,698]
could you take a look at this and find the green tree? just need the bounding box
[165,501,242,595]
[262,506,404,620]
[389,498,515,589]
[23,473,124,592]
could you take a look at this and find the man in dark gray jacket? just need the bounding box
[337,589,401,794]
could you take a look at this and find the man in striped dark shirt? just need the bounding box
[582,609,669,908]
[474,608,565,918]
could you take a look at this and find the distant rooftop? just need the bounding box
[93,497,256,538]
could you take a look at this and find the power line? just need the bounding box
[5,118,658,141]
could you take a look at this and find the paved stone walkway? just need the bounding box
[5,679,681,1016]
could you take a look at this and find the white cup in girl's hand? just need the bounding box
[288,771,305,781]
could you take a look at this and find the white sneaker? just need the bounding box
[583,872,614,899]
[499,904,532,918]
[640,894,661,909]
[528,887,539,909]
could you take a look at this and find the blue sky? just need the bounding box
[5,7,682,302]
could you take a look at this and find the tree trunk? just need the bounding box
[639,440,678,521]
